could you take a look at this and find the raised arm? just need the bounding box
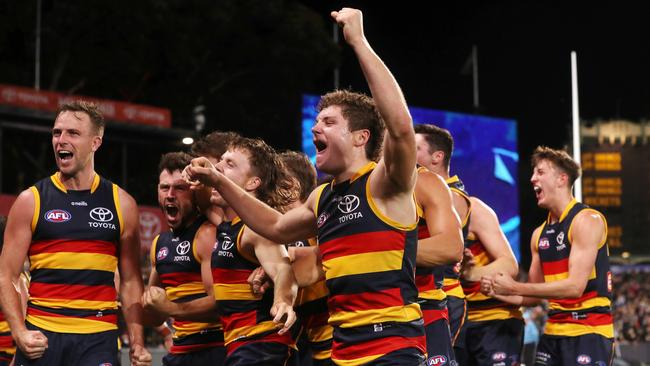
[245,229,298,335]
[332,8,416,193]
[462,197,518,282]
[186,157,317,244]
[0,189,48,359]
[415,171,463,266]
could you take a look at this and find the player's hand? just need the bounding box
[130,343,152,366]
[460,248,478,281]
[270,301,296,335]
[15,329,48,359]
[331,8,365,47]
[143,286,175,317]
[491,272,518,296]
[247,266,272,295]
[184,157,222,188]
[480,275,495,297]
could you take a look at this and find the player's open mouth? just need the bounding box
[533,185,542,197]
[314,139,327,153]
[57,150,73,161]
[165,204,179,218]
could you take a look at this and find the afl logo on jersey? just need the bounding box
[337,195,360,214]
[90,207,114,222]
[576,355,591,364]
[45,209,71,223]
[157,247,169,260]
[539,237,550,250]
[176,241,191,255]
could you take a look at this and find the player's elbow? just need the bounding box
[442,237,464,265]
[564,281,588,299]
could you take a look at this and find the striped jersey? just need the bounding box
[211,217,293,353]
[0,309,15,358]
[151,216,223,354]
[292,238,333,362]
[27,173,120,333]
[414,167,448,326]
[536,199,613,338]
[315,162,425,366]
[442,175,470,299]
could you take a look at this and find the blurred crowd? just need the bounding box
[613,267,650,344]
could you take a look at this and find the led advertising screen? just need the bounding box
[301,94,520,259]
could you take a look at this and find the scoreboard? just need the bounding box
[581,144,650,255]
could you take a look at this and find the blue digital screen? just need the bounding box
[301,94,520,260]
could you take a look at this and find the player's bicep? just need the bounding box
[567,213,604,282]
[1,189,36,277]
[116,189,142,281]
[471,198,514,261]
[276,194,318,240]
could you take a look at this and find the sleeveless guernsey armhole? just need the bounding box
[112,184,125,236]
[532,223,545,253]
[90,173,100,193]
[192,224,206,262]
[364,177,418,231]
[150,235,160,265]
[29,186,40,232]
[312,183,328,216]
[450,188,472,226]
[567,208,608,249]
[237,225,260,265]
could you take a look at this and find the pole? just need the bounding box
[35,0,42,90]
[472,45,479,109]
[333,23,340,90]
[571,51,582,201]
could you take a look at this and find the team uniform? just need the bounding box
[0,309,15,366]
[314,162,426,366]
[290,238,334,366]
[414,167,454,365]
[212,217,295,366]
[533,199,614,366]
[14,173,122,365]
[444,176,471,346]
[151,216,226,366]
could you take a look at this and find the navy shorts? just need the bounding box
[424,318,455,366]
[14,323,118,366]
[446,296,466,346]
[225,341,292,366]
[535,333,613,366]
[162,346,227,366]
[455,318,524,366]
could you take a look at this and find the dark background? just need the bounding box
[2,1,649,267]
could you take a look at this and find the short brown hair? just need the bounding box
[280,151,317,202]
[191,131,240,160]
[158,151,193,175]
[414,124,454,168]
[231,137,298,212]
[531,146,581,186]
[317,90,385,162]
[56,101,105,136]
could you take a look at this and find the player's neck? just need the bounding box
[223,206,239,222]
[424,163,448,179]
[334,158,371,183]
[547,193,575,223]
[57,168,96,191]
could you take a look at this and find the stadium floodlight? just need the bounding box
[182,137,194,145]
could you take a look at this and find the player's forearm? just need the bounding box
[467,256,518,282]
[272,264,298,306]
[0,273,28,335]
[352,40,412,138]
[215,177,286,243]
[491,293,541,307]
[288,247,322,287]
[416,231,463,267]
[120,279,146,347]
[171,296,219,322]
[514,278,586,300]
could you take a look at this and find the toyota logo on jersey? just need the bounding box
[90,207,114,222]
